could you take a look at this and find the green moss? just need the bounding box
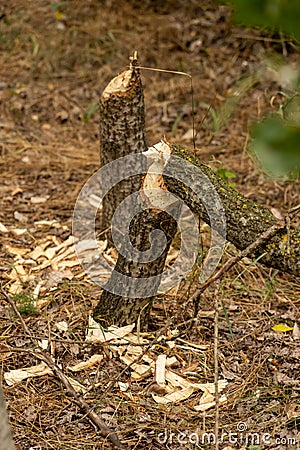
[12,292,37,316]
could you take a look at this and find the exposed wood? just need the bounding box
[93,206,178,328]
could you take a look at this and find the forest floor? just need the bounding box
[0,1,299,449]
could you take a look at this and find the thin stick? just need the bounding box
[1,288,124,449]
[192,215,289,316]
[213,281,220,450]
[134,65,196,151]
[133,65,192,79]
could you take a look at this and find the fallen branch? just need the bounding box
[191,214,291,316]
[162,143,300,277]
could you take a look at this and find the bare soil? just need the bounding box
[0,1,299,449]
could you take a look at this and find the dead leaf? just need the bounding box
[274,372,300,385]
[118,382,129,392]
[68,355,103,372]
[292,322,300,340]
[155,354,166,386]
[14,211,28,223]
[56,321,68,332]
[55,110,69,122]
[285,402,300,419]
[152,386,194,404]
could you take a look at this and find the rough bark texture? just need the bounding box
[94,61,178,328]
[99,62,148,241]
[0,384,15,450]
[164,144,300,276]
[93,206,178,328]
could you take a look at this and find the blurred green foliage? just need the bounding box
[227,0,300,41]
[250,115,300,179]
[224,0,300,179]
[83,101,98,122]
[216,167,237,187]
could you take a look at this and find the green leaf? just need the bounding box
[217,168,236,180]
[83,101,98,123]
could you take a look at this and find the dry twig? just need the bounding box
[191,215,292,316]
[1,288,124,449]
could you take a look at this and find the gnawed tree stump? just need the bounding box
[99,53,147,243]
[94,59,299,330]
[94,58,179,328]
[93,207,178,328]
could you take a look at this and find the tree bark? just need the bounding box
[93,206,178,328]
[0,385,15,450]
[99,56,147,244]
[163,144,300,277]
[93,59,179,328]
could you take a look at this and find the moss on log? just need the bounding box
[164,144,300,276]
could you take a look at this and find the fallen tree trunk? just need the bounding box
[94,138,299,328]
[163,143,300,276]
